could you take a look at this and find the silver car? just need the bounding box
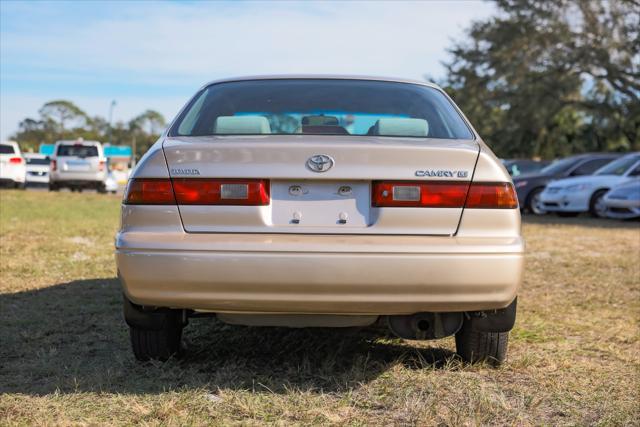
[604,178,640,219]
[49,140,108,192]
[116,76,523,365]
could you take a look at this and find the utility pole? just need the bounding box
[107,100,117,145]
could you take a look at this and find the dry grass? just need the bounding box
[1,189,639,425]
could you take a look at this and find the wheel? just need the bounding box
[130,324,183,361]
[455,324,509,366]
[589,189,609,218]
[48,183,59,192]
[526,187,546,215]
[14,182,25,190]
[97,184,107,194]
[124,297,184,361]
[556,212,579,217]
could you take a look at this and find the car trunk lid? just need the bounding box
[162,135,479,235]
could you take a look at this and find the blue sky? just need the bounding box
[0,0,494,141]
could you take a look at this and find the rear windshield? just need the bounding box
[0,144,15,154]
[57,145,99,157]
[26,157,50,165]
[170,79,474,139]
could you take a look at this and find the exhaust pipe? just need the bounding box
[387,312,463,340]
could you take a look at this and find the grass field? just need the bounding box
[1,189,639,425]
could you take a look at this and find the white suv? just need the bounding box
[0,141,26,189]
[49,140,108,192]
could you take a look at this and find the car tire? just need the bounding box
[526,187,546,215]
[589,189,609,218]
[97,184,107,194]
[48,183,59,192]
[14,182,25,190]
[455,324,508,367]
[130,324,183,361]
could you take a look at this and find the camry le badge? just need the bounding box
[306,155,334,173]
[415,170,469,178]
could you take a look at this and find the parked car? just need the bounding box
[539,153,640,217]
[24,153,50,186]
[603,179,640,220]
[105,171,119,194]
[0,141,26,189]
[116,75,523,366]
[49,139,108,192]
[513,153,621,214]
[502,159,550,177]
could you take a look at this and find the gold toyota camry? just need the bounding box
[116,76,523,365]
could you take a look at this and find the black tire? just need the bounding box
[525,187,546,215]
[130,324,182,361]
[455,324,509,366]
[589,189,608,218]
[48,183,59,192]
[14,182,25,190]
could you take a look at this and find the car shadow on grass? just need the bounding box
[0,278,457,396]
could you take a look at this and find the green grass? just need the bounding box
[1,189,639,425]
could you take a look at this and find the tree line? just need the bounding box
[11,100,166,157]
[9,0,639,160]
[437,0,639,158]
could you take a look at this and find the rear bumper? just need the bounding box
[50,171,106,184]
[116,232,524,315]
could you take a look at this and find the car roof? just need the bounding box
[23,153,47,158]
[569,152,623,160]
[201,74,441,90]
[55,140,101,146]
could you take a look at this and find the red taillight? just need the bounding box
[124,178,175,205]
[372,181,518,209]
[9,157,23,164]
[99,160,106,172]
[465,182,518,209]
[372,181,469,207]
[172,179,270,205]
[51,160,57,171]
[124,178,271,205]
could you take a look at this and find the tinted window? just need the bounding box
[628,165,640,177]
[0,144,15,154]
[541,157,580,175]
[26,157,50,165]
[171,79,474,139]
[570,158,614,176]
[57,145,98,157]
[596,155,640,176]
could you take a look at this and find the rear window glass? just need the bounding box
[170,79,474,139]
[0,144,15,154]
[57,145,99,157]
[26,157,50,165]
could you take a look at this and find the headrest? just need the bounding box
[372,118,429,137]
[214,116,271,134]
[302,115,339,126]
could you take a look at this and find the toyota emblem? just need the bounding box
[306,154,334,173]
